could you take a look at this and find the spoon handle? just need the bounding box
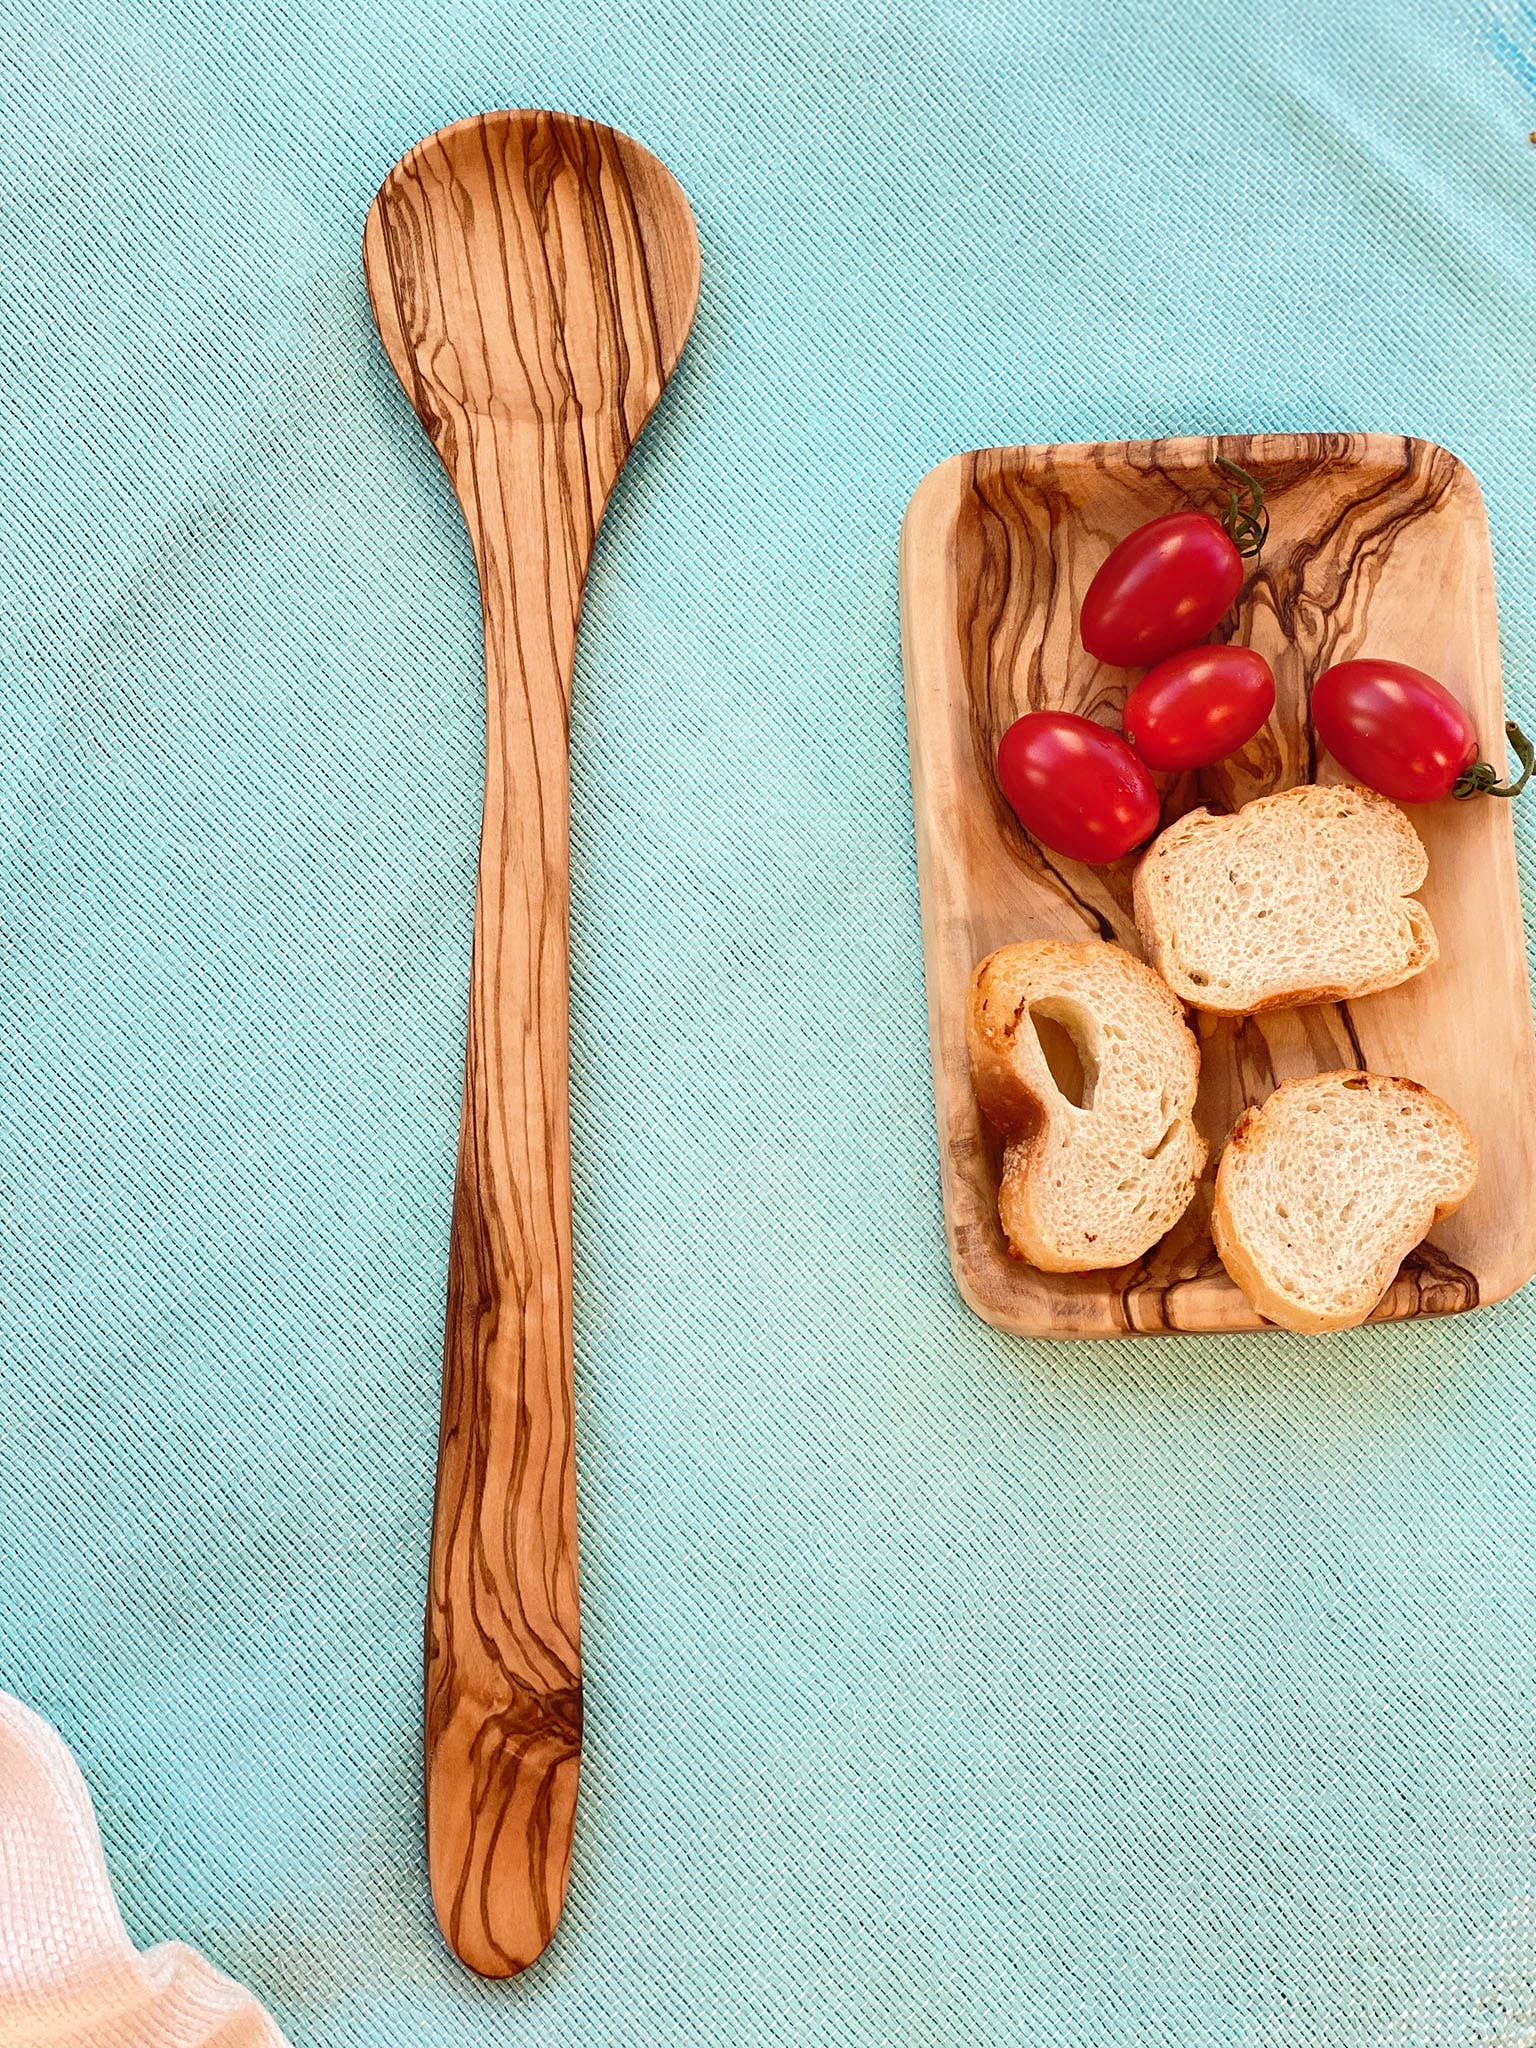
[427,412,590,1977]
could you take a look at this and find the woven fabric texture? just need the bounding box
[3,1,1536,2042]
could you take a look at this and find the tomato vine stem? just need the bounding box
[1213,458,1268,557]
[1452,720,1534,800]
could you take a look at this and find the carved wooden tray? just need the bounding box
[899,432,1536,1336]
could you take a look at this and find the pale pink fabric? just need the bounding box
[0,1695,287,2047]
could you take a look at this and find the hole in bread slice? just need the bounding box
[1028,1001,1097,1110]
[1141,1118,1182,1161]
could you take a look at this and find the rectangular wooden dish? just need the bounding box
[899,432,1536,1337]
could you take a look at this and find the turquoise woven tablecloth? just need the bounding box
[4,1,1536,2042]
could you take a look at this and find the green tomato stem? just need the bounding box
[1452,720,1534,799]
[1213,457,1268,558]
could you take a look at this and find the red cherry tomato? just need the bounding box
[1123,645,1276,771]
[1081,511,1243,667]
[997,711,1160,863]
[1311,660,1478,803]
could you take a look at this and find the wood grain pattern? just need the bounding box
[363,110,698,1974]
[899,433,1536,1337]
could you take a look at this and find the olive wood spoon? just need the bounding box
[363,109,699,1978]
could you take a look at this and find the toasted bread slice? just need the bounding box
[1133,783,1437,1015]
[1213,1071,1477,1332]
[967,940,1204,1272]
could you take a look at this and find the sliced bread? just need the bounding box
[1133,782,1437,1015]
[1212,1071,1478,1332]
[968,939,1205,1272]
